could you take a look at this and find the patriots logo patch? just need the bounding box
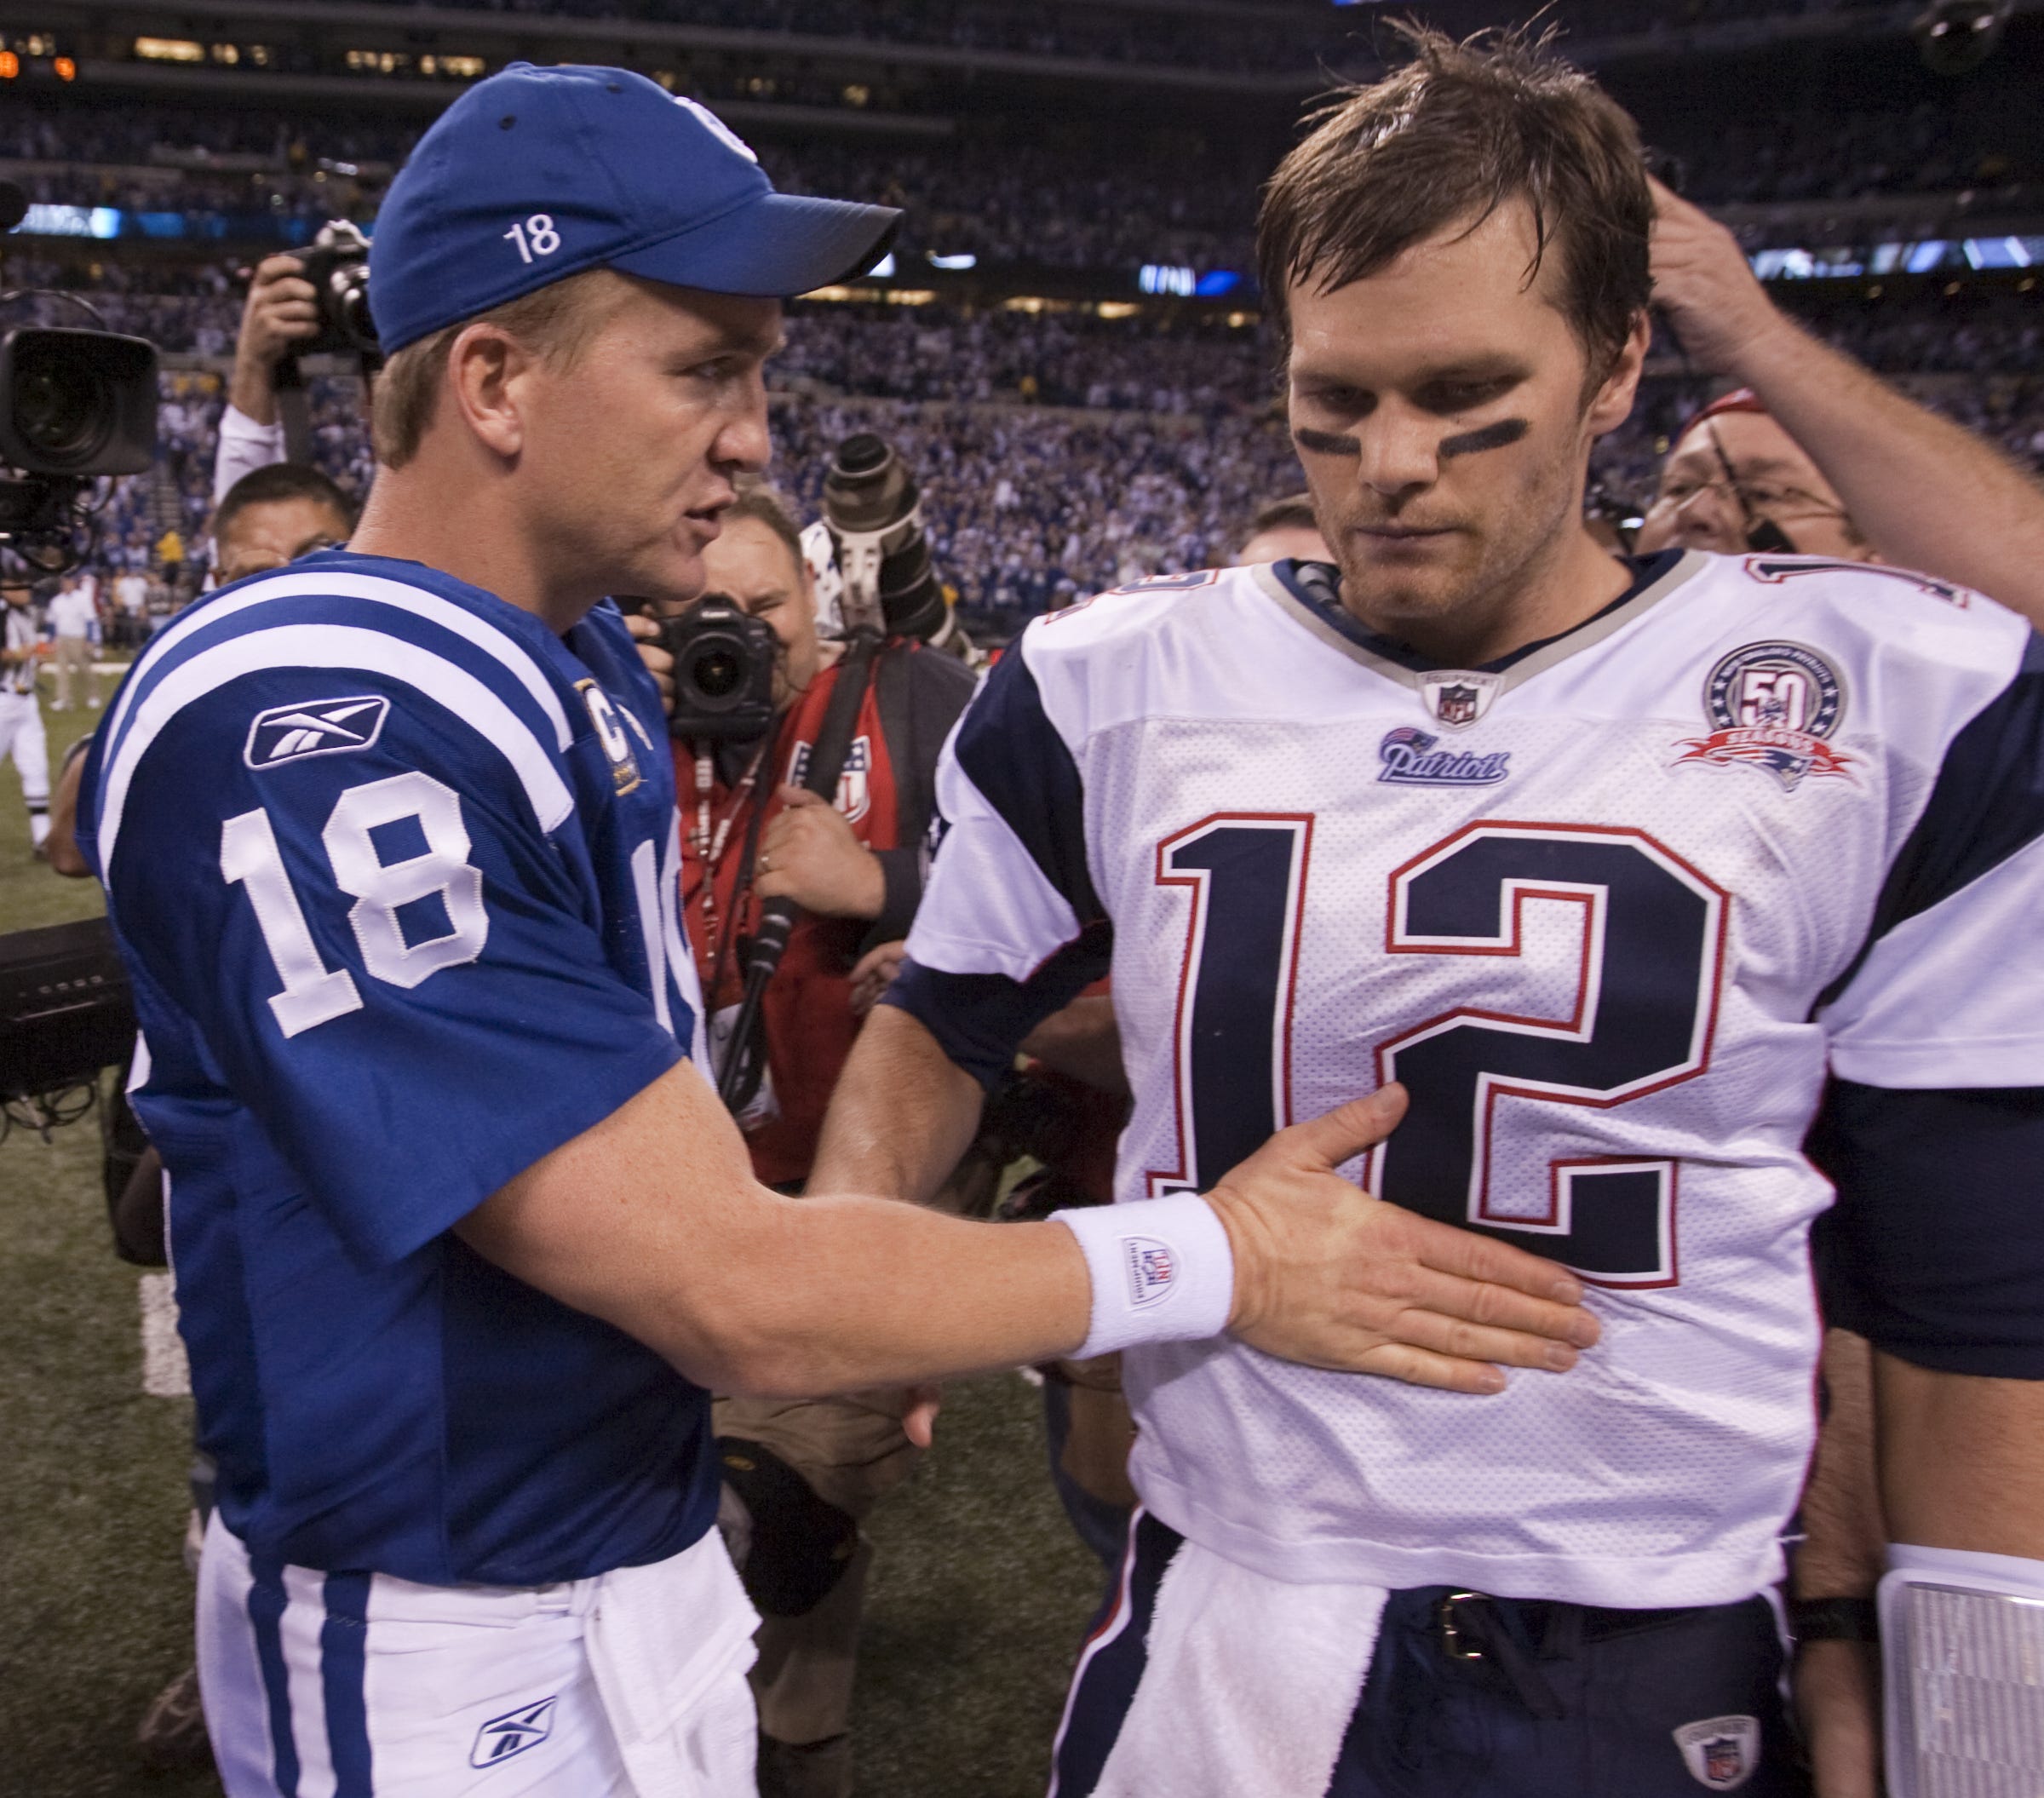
[244,696,389,770]
[469,1695,557,1769]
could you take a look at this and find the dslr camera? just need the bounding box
[292,219,380,364]
[0,325,158,569]
[662,597,778,742]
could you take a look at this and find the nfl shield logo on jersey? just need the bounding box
[1421,671,1502,729]
[1674,641,1857,792]
[1673,1715,1760,1789]
[244,695,390,769]
[789,736,873,823]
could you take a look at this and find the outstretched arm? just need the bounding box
[1650,176,2044,621]
[809,1002,987,1207]
[459,1056,1599,1402]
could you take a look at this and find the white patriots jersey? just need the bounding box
[898,549,2044,1608]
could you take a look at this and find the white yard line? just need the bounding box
[139,1271,190,1398]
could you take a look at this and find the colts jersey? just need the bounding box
[887,549,2044,1609]
[77,552,715,1586]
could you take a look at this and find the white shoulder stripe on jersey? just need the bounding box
[107,569,575,759]
[1824,829,2044,1089]
[905,750,1082,982]
[99,623,574,862]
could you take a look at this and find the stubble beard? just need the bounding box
[1331,476,1582,664]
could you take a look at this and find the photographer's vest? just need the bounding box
[675,654,904,1186]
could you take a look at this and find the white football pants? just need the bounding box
[198,1511,761,1796]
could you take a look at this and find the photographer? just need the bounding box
[209,253,320,507]
[636,480,975,1798]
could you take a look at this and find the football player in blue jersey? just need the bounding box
[74,61,1603,1798]
[814,26,2044,1798]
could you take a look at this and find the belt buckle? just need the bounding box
[1438,1590,1489,1661]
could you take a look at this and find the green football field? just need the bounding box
[0,691,1105,1796]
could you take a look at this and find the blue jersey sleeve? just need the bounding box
[85,657,681,1268]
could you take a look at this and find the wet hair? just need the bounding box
[1257,22,1653,378]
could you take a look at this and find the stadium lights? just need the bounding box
[869,252,896,279]
[1748,235,2044,281]
[22,204,121,238]
[926,252,977,271]
[1913,0,2012,74]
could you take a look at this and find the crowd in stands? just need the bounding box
[39,300,2044,643]
[301,0,1908,65]
[776,306,1272,412]
[307,0,1346,76]
[1666,102,2037,206]
[7,67,2040,277]
[10,263,2036,396]
[5,18,2041,638]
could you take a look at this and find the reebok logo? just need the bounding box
[469,1695,557,1769]
[244,696,389,770]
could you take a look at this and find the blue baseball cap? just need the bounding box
[368,63,901,354]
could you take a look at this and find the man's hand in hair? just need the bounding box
[1648,175,1794,378]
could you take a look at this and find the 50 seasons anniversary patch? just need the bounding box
[1674,641,1857,794]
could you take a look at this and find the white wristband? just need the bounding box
[1052,1194,1235,1360]
[1883,1541,2044,1597]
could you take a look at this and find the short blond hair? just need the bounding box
[371,269,623,469]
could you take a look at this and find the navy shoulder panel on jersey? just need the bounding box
[1810,1079,2044,1377]
[883,924,1114,1089]
[1817,632,2044,1013]
[956,637,1101,925]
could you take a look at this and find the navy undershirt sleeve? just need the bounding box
[881,925,1114,1090]
[1809,1080,2044,1377]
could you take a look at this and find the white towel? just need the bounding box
[584,1529,762,1797]
[1094,1534,1387,1798]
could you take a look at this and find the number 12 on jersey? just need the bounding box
[1148,814,1725,1289]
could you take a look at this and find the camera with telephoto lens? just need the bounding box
[0,325,158,569]
[294,220,380,361]
[662,597,778,741]
[823,433,957,647]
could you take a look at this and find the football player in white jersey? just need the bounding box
[815,27,2044,1798]
[77,61,1599,1798]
